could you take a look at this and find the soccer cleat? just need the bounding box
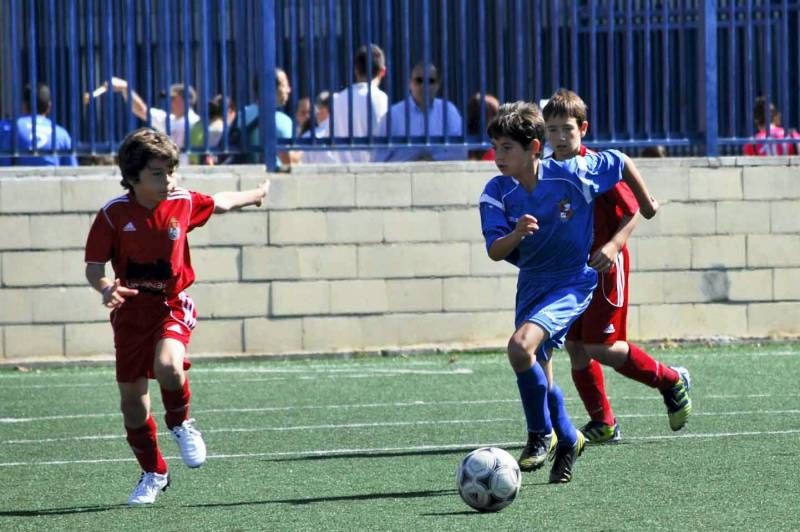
[580,420,621,444]
[517,429,557,472]
[170,418,207,468]
[662,366,692,431]
[128,471,170,505]
[548,430,585,484]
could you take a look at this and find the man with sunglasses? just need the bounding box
[377,62,465,162]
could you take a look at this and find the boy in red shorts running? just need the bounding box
[542,89,692,443]
[84,128,268,504]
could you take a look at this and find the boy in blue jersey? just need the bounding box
[479,101,658,483]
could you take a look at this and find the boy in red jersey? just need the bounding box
[542,89,692,444]
[84,128,268,504]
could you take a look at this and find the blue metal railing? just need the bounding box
[1,1,799,169]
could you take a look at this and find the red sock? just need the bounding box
[615,343,680,391]
[125,416,168,474]
[571,360,615,425]
[161,378,191,429]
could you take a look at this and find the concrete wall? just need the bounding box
[0,157,798,361]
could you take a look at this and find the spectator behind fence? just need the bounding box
[239,68,298,168]
[376,62,465,162]
[466,92,500,161]
[189,95,240,165]
[326,44,388,163]
[640,145,667,158]
[301,91,337,164]
[0,83,77,166]
[99,77,200,151]
[295,97,312,136]
[743,96,800,156]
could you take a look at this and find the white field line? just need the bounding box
[0,368,474,390]
[3,393,799,424]
[4,409,800,446]
[1,347,797,381]
[2,429,799,468]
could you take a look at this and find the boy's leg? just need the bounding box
[567,340,616,427]
[154,338,207,468]
[508,322,554,471]
[120,378,168,475]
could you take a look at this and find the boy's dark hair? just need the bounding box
[208,94,235,121]
[354,44,386,79]
[542,88,587,125]
[487,101,546,153]
[23,82,51,114]
[753,96,778,129]
[467,92,500,135]
[117,128,179,190]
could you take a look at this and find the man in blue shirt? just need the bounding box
[239,69,297,168]
[377,63,465,162]
[0,83,77,166]
[479,101,658,483]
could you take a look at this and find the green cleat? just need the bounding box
[662,366,692,431]
[580,420,621,444]
[518,429,557,472]
[548,430,586,484]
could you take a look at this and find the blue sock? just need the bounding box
[515,364,552,434]
[547,384,577,447]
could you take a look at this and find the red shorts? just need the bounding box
[111,292,197,382]
[566,247,629,345]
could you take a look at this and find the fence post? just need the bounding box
[701,0,719,156]
[261,0,277,171]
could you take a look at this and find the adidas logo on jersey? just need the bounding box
[603,324,616,334]
[123,222,136,232]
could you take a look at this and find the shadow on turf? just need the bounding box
[263,447,521,463]
[0,504,127,517]
[187,488,459,508]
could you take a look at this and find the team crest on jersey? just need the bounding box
[558,198,573,221]
[167,217,181,240]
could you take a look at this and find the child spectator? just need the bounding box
[743,96,800,156]
[84,128,268,505]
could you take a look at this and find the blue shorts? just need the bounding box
[514,267,598,362]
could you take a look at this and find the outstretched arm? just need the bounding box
[212,179,270,213]
[105,77,150,121]
[621,155,659,219]
[488,214,538,261]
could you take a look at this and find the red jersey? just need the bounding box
[742,125,800,156]
[84,188,215,300]
[580,145,639,252]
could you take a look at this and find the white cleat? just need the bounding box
[170,418,207,468]
[128,471,170,505]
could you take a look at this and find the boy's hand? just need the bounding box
[102,279,138,309]
[639,196,659,219]
[255,179,271,207]
[589,242,620,272]
[513,214,539,239]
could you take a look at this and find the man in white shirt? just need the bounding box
[327,44,388,163]
[103,77,200,150]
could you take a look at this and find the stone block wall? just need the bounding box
[0,157,798,360]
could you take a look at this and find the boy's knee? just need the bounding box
[507,334,535,372]
[565,341,591,369]
[120,398,148,426]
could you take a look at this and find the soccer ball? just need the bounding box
[456,446,522,512]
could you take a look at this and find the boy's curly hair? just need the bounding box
[542,88,588,125]
[487,101,545,154]
[117,128,179,190]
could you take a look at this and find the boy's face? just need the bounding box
[131,158,177,207]
[276,71,291,107]
[545,115,588,160]
[491,135,535,177]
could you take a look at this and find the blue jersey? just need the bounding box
[479,150,626,277]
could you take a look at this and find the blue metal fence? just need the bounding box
[1,0,799,169]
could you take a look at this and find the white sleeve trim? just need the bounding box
[479,194,505,211]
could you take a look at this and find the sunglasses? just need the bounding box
[414,77,439,84]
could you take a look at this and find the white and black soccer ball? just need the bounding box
[456,446,521,512]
